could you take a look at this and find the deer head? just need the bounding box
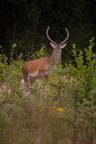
[46,26,69,64]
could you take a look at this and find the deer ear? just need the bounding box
[60,43,67,49]
[50,42,56,49]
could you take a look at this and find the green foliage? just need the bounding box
[32,44,48,59]
[0,40,96,144]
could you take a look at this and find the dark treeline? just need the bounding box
[0,0,96,61]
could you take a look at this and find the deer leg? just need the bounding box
[20,79,26,89]
[27,72,39,89]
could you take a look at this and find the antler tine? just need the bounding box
[60,28,69,45]
[46,26,55,44]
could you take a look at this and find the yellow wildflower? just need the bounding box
[52,107,64,113]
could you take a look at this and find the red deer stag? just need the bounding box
[21,26,69,88]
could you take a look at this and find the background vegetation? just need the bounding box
[0,0,96,61]
[0,39,96,144]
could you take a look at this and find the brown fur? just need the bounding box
[22,57,52,82]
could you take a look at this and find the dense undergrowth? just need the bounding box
[0,39,96,144]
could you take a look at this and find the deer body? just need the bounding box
[21,26,69,87]
[22,49,62,81]
[22,57,53,82]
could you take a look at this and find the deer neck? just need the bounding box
[50,50,61,66]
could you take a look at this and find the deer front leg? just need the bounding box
[27,71,39,87]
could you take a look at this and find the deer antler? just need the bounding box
[46,26,55,44]
[60,28,69,45]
